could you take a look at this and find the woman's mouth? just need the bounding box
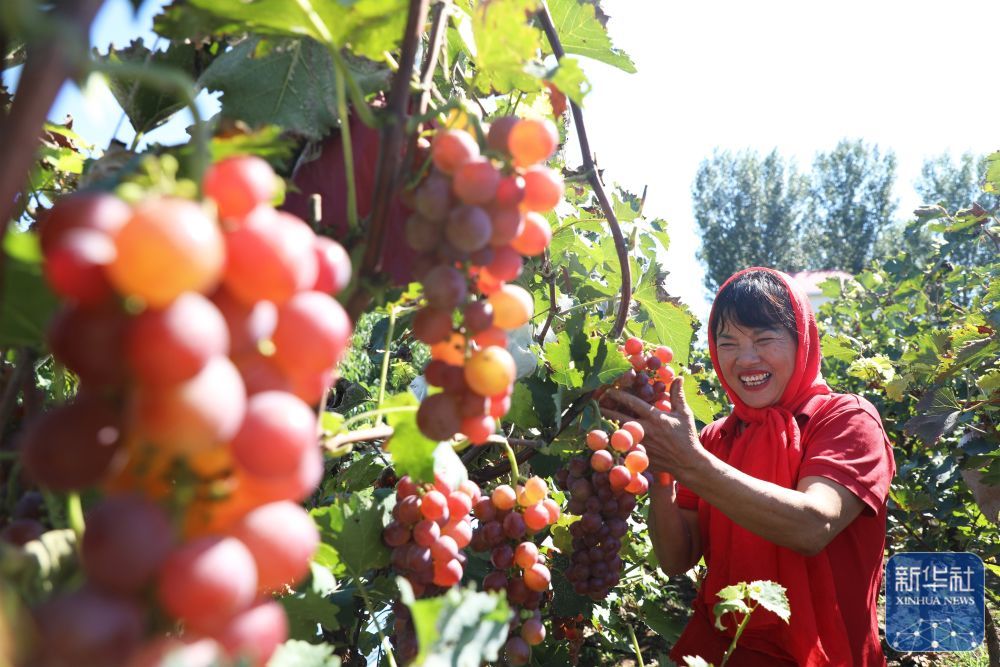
[739,372,771,390]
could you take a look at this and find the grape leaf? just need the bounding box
[186,0,408,60]
[198,37,339,141]
[281,562,343,639]
[983,150,1000,194]
[640,598,686,644]
[310,489,393,577]
[545,331,585,388]
[382,392,438,484]
[546,56,590,105]
[268,640,342,667]
[506,382,542,430]
[628,283,696,366]
[398,579,511,667]
[0,231,59,348]
[472,0,543,95]
[546,0,637,73]
[95,39,206,135]
[746,580,790,623]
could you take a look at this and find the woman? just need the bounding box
[602,267,895,666]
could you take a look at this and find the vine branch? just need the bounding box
[347,0,431,320]
[417,0,451,116]
[0,0,105,248]
[535,251,558,343]
[537,1,631,338]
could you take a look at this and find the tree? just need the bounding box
[805,139,897,273]
[693,149,809,293]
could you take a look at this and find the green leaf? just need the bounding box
[903,411,961,446]
[746,580,790,623]
[712,598,750,631]
[507,382,542,429]
[629,284,696,366]
[207,125,298,166]
[267,640,342,667]
[199,37,342,141]
[640,598,687,644]
[186,0,408,60]
[545,331,585,388]
[548,512,580,555]
[684,379,723,425]
[820,333,860,363]
[310,489,393,577]
[546,0,637,73]
[846,354,895,384]
[281,563,342,639]
[472,0,543,95]
[983,151,1000,194]
[0,232,59,348]
[382,392,438,484]
[398,579,511,667]
[546,56,590,105]
[96,39,204,135]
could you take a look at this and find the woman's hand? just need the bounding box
[600,377,704,481]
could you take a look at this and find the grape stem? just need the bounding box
[417,0,451,116]
[322,424,394,452]
[347,0,431,321]
[502,440,520,486]
[375,306,399,425]
[66,492,85,543]
[332,54,359,233]
[339,404,417,431]
[626,623,645,667]
[535,252,559,343]
[536,1,632,338]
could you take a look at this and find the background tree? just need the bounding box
[804,139,897,273]
[693,149,809,292]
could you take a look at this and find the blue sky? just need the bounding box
[11,0,999,324]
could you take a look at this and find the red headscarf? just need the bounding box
[698,267,852,665]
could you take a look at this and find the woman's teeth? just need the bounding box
[741,372,771,387]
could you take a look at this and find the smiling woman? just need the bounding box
[601,267,897,666]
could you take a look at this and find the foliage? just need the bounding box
[815,180,1000,626]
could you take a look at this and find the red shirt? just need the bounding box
[670,393,895,666]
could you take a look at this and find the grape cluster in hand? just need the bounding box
[23,155,351,667]
[408,118,563,446]
[611,337,675,411]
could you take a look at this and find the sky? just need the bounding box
[14,0,1000,325]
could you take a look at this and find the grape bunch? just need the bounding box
[555,421,651,600]
[382,474,480,595]
[408,117,563,445]
[20,155,351,667]
[468,476,560,665]
[382,474,481,663]
[611,337,675,411]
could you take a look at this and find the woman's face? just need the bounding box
[715,320,797,409]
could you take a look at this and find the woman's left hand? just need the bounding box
[599,377,704,480]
